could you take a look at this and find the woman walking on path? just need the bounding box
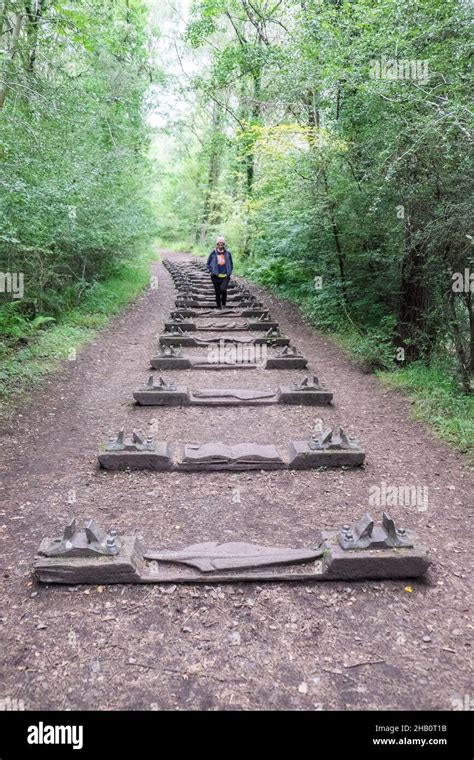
[206,236,233,309]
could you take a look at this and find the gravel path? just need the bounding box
[0,250,472,711]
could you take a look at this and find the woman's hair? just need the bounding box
[216,236,226,246]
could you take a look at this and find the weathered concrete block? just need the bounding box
[265,356,308,369]
[35,535,144,584]
[134,376,190,406]
[252,333,289,346]
[278,375,333,405]
[321,532,431,579]
[159,332,197,347]
[98,431,173,471]
[150,356,191,370]
[247,321,279,331]
[288,427,365,468]
[278,388,332,405]
[279,375,332,406]
[264,346,307,369]
[150,346,191,369]
[288,441,365,468]
[164,321,196,332]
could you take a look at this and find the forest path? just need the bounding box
[0,251,472,710]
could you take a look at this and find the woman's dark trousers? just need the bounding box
[211,275,230,308]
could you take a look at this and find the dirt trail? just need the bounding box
[0,251,472,710]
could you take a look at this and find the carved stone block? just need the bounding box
[159,333,289,348]
[176,300,262,309]
[190,360,258,371]
[321,532,431,579]
[98,432,173,471]
[179,442,284,471]
[265,356,308,369]
[247,320,279,331]
[35,536,144,584]
[164,321,196,332]
[189,388,279,406]
[288,426,365,468]
[194,320,254,331]
[278,375,332,405]
[172,308,270,319]
[134,375,190,406]
[150,345,191,369]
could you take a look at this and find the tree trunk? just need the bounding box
[245,67,262,197]
[469,290,474,375]
[396,239,433,361]
[448,290,472,393]
[0,10,23,108]
[25,0,46,74]
[321,170,348,306]
[198,103,222,243]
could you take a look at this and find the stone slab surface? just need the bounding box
[149,355,309,370]
[172,309,269,318]
[180,442,284,470]
[165,320,279,332]
[159,333,289,347]
[176,300,261,309]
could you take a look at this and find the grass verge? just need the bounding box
[377,364,473,459]
[0,245,159,417]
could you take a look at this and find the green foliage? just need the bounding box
[0,246,158,413]
[0,0,156,348]
[335,320,400,372]
[0,303,56,355]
